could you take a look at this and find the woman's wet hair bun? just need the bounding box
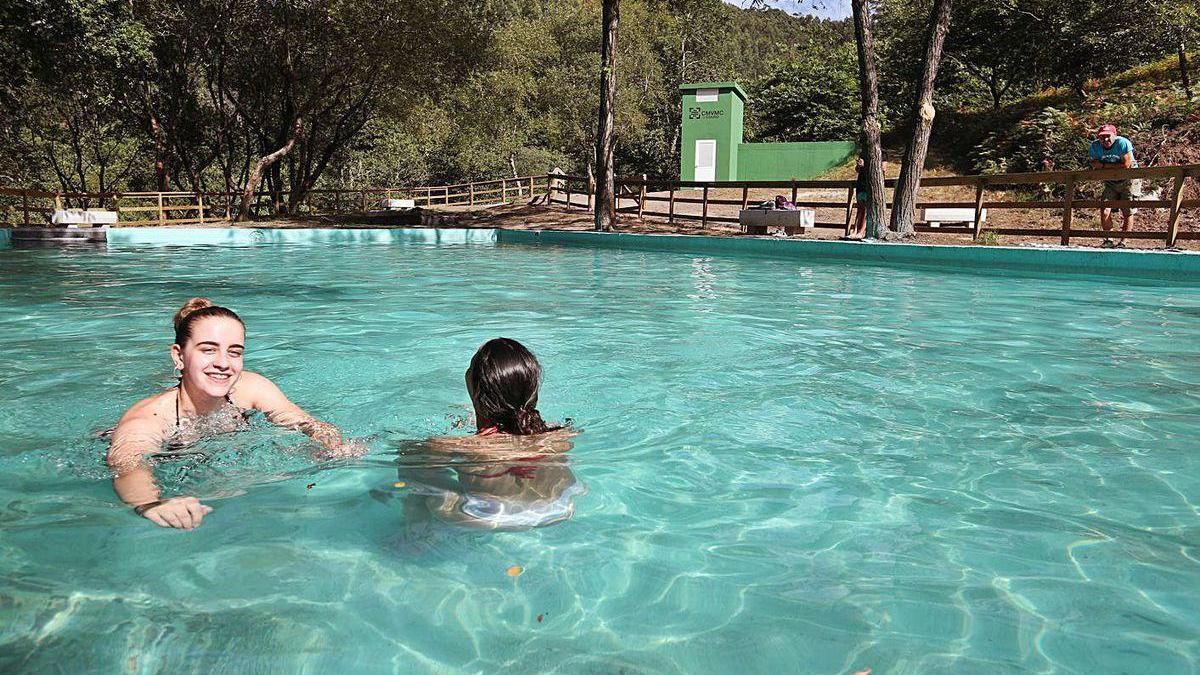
[173,297,215,331]
[172,297,242,346]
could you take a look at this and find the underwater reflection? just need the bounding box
[390,432,586,531]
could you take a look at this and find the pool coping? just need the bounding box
[494,229,1200,281]
[3,226,1197,281]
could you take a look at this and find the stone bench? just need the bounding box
[923,207,986,228]
[383,198,416,210]
[51,209,117,227]
[739,209,815,236]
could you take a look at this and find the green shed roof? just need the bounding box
[679,82,748,101]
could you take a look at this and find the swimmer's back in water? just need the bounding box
[406,337,585,530]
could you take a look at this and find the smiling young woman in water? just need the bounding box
[107,298,357,529]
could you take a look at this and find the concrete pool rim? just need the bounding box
[2,226,1197,281]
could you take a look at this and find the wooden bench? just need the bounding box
[739,209,814,236]
[923,207,986,228]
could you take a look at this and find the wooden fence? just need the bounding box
[6,165,1198,247]
[0,174,551,228]
[549,164,1200,247]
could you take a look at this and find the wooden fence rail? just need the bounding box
[6,165,1196,247]
[547,165,1200,247]
[0,174,550,228]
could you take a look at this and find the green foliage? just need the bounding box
[970,108,1088,175]
[2,0,1196,199]
[748,43,860,142]
[976,231,1001,246]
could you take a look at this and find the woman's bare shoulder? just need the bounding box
[114,389,175,434]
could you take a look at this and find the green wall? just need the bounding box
[679,89,742,182]
[736,141,856,181]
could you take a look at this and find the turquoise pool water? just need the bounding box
[1,230,1198,673]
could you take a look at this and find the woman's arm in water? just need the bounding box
[107,398,212,529]
[236,371,362,457]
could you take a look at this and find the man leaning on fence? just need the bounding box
[1088,124,1140,248]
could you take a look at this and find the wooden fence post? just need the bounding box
[638,174,647,220]
[701,185,709,228]
[1060,174,1076,246]
[741,186,749,212]
[197,192,205,225]
[157,193,165,225]
[469,182,475,207]
[971,179,986,239]
[22,189,29,226]
[113,194,122,225]
[1165,168,1188,248]
[360,189,367,212]
[334,190,341,213]
[668,187,675,223]
[54,193,63,212]
[502,179,508,203]
[843,187,855,234]
[586,174,594,212]
[565,179,572,211]
[790,178,797,205]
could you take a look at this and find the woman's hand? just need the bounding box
[313,438,369,461]
[137,496,213,529]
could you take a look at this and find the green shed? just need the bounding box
[679,81,855,183]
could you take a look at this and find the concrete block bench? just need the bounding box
[923,207,986,228]
[740,209,814,236]
[51,209,118,227]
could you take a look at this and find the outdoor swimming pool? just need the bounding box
[1,229,1198,673]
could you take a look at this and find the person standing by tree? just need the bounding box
[1089,124,1140,248]
[845,154,887,241]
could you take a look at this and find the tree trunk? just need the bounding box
[889,0,952,237]
[594,0,620,232]
[1180,40,1193,101]
[235,119,301,223]
[851,0,886,240]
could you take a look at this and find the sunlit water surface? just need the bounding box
[1,233,1198,673]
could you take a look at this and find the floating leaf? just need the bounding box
[306,483,316,490]
[393,481,407,488]
[506,566,523,577]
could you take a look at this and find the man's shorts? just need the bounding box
[1102,179,1142,213]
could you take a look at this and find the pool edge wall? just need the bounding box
[496,229,1200,282]
[13,226,1197,282]
[103,227,498,247]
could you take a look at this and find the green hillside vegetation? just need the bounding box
[936,53,1200,177]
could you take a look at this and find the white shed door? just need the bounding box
[695,140,717,182]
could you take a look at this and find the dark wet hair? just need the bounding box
[172,297,243,346]
[467,338,557,436]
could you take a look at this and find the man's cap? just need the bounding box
[1097,124,1118,137]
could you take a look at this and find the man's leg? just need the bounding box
[1121,209,1135,245]
[1100,208,1114,246]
